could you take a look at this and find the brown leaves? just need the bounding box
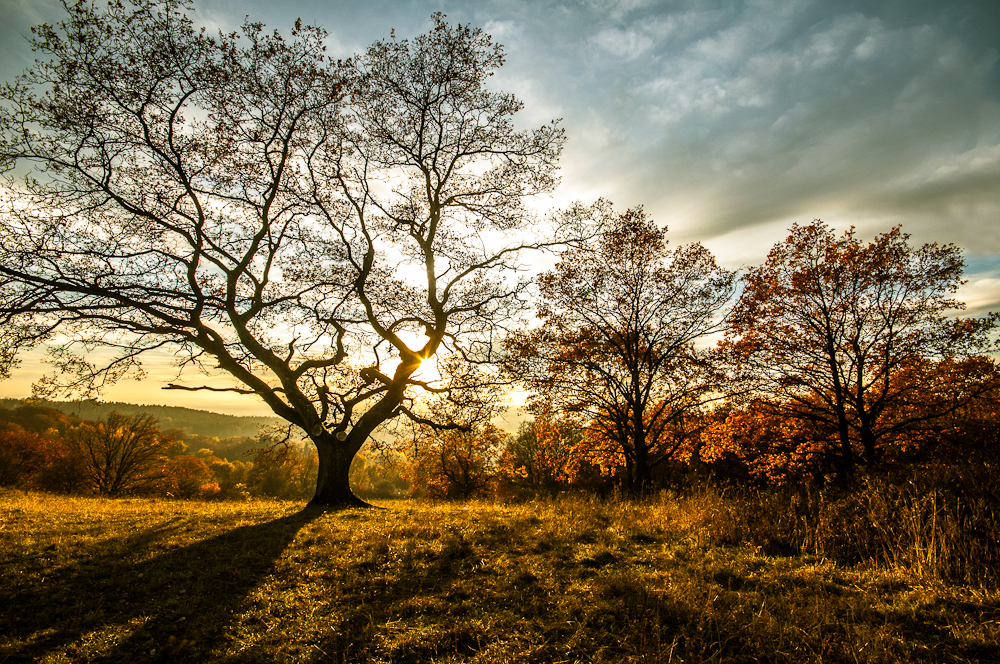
[723,220,998,480]
[508,206,735,491]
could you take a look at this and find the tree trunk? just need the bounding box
[834,407,855,484]
[310,434,371,508]
[622,452,636,496]
[859,421,879,470]
[633,429,652,495]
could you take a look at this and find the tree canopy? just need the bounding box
[720,220,997,480]
[507,208,736,493]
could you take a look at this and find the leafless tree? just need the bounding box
[69,411,168,496]
[0,2,590,506]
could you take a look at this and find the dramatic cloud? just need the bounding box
[491,0,1000,258]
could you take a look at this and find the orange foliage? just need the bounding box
[0,418,87,492]
[723,220,997,481]
[878,356,1000,465]
[701,405,835,483]
[163,454,215,498]
[410,424,503,499]
[499,409,582,491]
[703,356,1000,484]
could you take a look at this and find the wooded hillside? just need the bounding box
[0,399,286,439]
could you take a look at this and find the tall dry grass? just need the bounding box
[693,464,1000,587]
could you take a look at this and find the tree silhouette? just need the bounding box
[507,208,736,493]
[69,411,169,496]
[0,2,586,506]
[721,220,997,481]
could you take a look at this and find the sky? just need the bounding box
[1,0,998,415]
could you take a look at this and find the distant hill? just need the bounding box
[0,399,290,439]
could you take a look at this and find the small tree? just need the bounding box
[68,411,169,495]
[164,453,215,498]
[721,221,997,481]
[500,411,583,495]
[410,423,504,499]
[507,208,736,493]
[199,453,251,499]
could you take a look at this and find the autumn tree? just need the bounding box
[409,422,504,499]
[0,403,87,491]
[703,357,1000,483]
[0,2,584,506]
[507,208,736,493]
[196,450,252,499]
[163,452,217,498]
[67,411,169,495]
[721,221,997,481]
[499,409,583,495]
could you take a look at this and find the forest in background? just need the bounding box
[0,402,318,500]
[0,398,286,439]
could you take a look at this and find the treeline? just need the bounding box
[0,398,287,439]
[3,384,998,504]
[403,374,1000,500]
[4,215,999,508]
[0,403,321,500]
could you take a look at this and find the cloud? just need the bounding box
[958,276,1000,316]
[584,0,660,22]
[538,2,1000,260]
[592,27,655,59]
[0,0,64,73]
[483,19,520,39]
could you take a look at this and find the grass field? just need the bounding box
[1,489,998,663]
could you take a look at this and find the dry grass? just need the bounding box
[1,489,998,663]
[703,468,1000,588]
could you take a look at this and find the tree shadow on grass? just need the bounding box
[1,506,321,663]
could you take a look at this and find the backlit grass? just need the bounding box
[2,489,998,662]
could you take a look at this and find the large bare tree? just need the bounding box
[0,1,584,506]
